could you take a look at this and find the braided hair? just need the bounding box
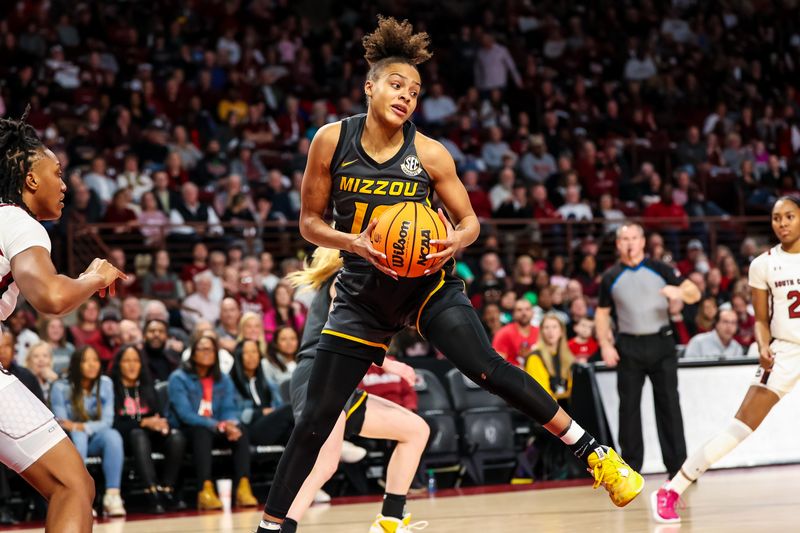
[0,105,45,210]
[362,16,432,81]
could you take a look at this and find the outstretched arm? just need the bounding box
[12,247,126,316]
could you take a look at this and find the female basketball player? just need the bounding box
[270,247,430,533]
[256,18,642,533]
[653,195,800,524]
[0,110,126,532]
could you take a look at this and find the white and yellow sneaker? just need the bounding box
[368,513,428,532]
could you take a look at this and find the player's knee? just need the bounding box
[413,417,430,447]
[59,463,95,504]
[476,355,513,393]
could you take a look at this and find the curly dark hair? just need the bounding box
[362,15,432,80]
[0,105,45,210]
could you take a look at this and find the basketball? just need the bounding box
[370,202,447,277]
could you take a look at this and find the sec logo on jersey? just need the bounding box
[401,155,422,176]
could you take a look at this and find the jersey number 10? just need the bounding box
[350,202,391,234]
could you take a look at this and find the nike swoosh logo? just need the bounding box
[340,159,359,168]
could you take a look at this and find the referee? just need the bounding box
[595,222,701,476]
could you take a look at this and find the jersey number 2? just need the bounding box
[789,291,800,318]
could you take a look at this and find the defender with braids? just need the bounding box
[0,110,126,532]
[256,18,642,533]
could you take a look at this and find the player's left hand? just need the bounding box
[425,208,461,275]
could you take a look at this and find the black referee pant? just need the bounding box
[616,330,687,476]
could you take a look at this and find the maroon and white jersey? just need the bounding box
[749,244,800,346]
[0,205,51,321]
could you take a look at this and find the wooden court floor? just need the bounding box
[12,465,800,532]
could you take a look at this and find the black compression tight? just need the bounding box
[424,305,560,424]
[264,351,372,518]
[263,306,561,519]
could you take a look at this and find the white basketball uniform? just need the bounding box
[748,244,800,397]
[0,205,66,472]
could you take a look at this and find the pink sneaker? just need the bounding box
[651,486,681,523]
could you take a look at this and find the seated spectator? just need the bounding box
[50,346,126,516]
[568,317,598,363]
[533,286,569,327]
[488,167,515,213]
[103,189,140,236]
[236,270,272,317]
[263,283,306,341]
[111,345,187,513]
[95,307,122,368]
[684,309,745,360]
[462,170,492,219]
[556,185,593,221]
[6,308,40,364]
[179,241,209,292]
[519,134,556,184]
[116,152,153,203]
[217,297,243,353]
[493,181,533,224]
[677,239,710,276]
[491,298,539,367]
[182,271,220,332]
[731,293,755,346]
[360,355,419,411]
[574,254,601,300]
[25,341,59,402]
[259,252,281,294]
[141,249,185,312]
[142,319,182,382]
[264,326,299,386]
[138,191,170,248]
[222,192,258,238]
[597,193,625,235]
[181,324,235,375]
[168,182,223,241]
[167,335,258,510]
[0,331,44,403]
[481,126,512,171]
[69,299,102,349]
[39,317,74,373]
[643,183,689,256]
[229,340,294,446]
[421,82,457,126]
[524,314,575,400]
[481,303,503,339]
[119,319,143,345]
[695,296,719,334]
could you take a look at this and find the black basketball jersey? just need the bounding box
[329,114,432,267]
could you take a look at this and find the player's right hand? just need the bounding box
[759,345,775,370]
[600,344,620,368]
[350,218,398,280]
[80,258,128,297]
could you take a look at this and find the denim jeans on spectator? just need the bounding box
[71,428,124,489]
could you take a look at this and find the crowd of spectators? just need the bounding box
[1,0,797,521]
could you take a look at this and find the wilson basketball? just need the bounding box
[370,202,447,278]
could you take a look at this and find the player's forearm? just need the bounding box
[300,214,358,252]
[754,320,772,353]
[38,274,106,316]
[454,214,480,248]
[595,311,613,348]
